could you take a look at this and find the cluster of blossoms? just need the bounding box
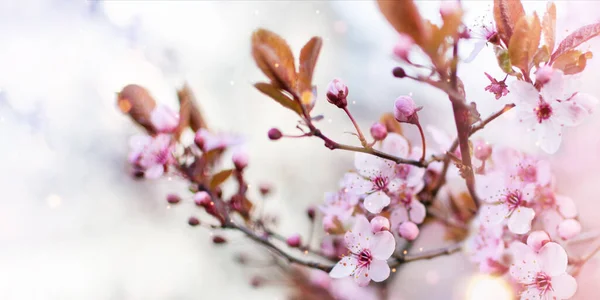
[117,0,600,299]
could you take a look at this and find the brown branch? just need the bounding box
[391,243,462,267]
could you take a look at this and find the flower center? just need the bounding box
[534,100,553,123]
[372,176,389,191]
[399,191,412,206]
[505,190,523,211]
[534,272,552,294]
[356,249,373,268]
[517,164,537,183]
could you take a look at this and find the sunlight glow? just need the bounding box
[466,274,513,300]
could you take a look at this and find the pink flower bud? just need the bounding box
[166,194,181,204]
[526,231,550,252]
[307,206,316,220]
[212,235,227,244]
[370,216,390,232]
[286,234,302,248]
[268,128,282,140]
[393,34,415,61]
[370,122,388,141]
[326,78,349,108]
[194,130,205,149]
[558,219,581,240]
[536,66,554,84]
[392,67,407,78]
[473,139,492,161]
[394,96,421,125]
[440,1,460,18]
[398,221,419,241]
[259,183,272,196]
[150,105,179,133]
[232,150,249,170]
[188,216,200,226]
[194,191,211,207]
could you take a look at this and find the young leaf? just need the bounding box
[297,37,322,95]
[542,2,556,53]
[493,0,525,46]
[552,50,592,75]
[494,46,513,74]
[379,113,403,136]
[533,45,551,67]
[210,169,234,190]
[508,14,541,72]
[176,84,207,138]
[254,82,303,115]
[377,0,429,45]
[251,29,298,91]
[551,22,600,62]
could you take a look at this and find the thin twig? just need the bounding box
[391,243,462,267]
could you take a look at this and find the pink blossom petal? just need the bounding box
[550,273,577,299]
[353,266,371,286]
[540,70,565,101]
[510,81,539,105]
[542,210,562,237]
[390,207,409,228]
[481,204,509,225]
[342,173,372,195]
[556,195,577,218]
[526,231,550,252]
[509,242,538,284]
[537,121,563,154]
[150,105,179,133]
[538,242,568,276]
[557,219,581,240]
[355,153,387,178]
[364,192,390,214]
[345,215,372,252]
[377,133,409,157]
[330,256,358,278]
[570,92,598,114]
[519,288,542,300]
[475,173,505,203]
[536,160,552,186]
[408,200,426,224]
[370,231,395,260]
[144,164,164,179]
[508,207,535,234]
[368,259,390,282]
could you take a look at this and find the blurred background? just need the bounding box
[0,0,599,299]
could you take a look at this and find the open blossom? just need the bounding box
[465,221,506,274]
[320,189,359,229]
[509,70,598,153]
[484,73,509,100]
[492,147,552,187]
[477,172,536,234]
[128,134,174,179]
[509,241,577,300]
[330,215,395,286]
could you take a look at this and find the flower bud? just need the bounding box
[188,216,200,226]
[536,66,554,85]
[392,67,406,78]
[166,194,181,204]
[286,234,302,248]
[393,34,415,61]
[370,216,390,232]
[194,130,205,149]
[250,276,264,288]
[307,206,316,220]
[212,235,227,244]
[194,191,211,207]
[259,183,272,196]
[526,231,550,252]
[394,96,422,125]
[558,219,581,240]
[473,139,492,161]
[440,1,460,18]
[268,128,282,140]
[232,150,249,170]
[150,105,179,133]
[370,122,388,141]
[326,78,349,108]
[398,221,419,241]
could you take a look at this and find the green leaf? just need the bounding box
[494,46,514,74]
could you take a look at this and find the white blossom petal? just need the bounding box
[538,242,568,276]
[540,70,565,101]
[144,164,164,179]
[556,195,577,218]
[481,204,509,225]
[408,200,426,224]
[364,192,390,214]
[343,173,372,195]
[377,133,409,158]
[370,231,395,260]
[508,207,535,234]
[537,121,563,154]
[353,266,371,286]
[330,256,358,278]
[368,260,390,282]
[550,273,577,299]
[510,81,539,105]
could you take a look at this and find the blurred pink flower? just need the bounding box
[484,73,509,100]
[509,70,598,153]
[128,134,174,179]
[150,105,179,133]
[330,215,395,286]
[343,156,399,214]
[393,34,415,61]
[465,222,506,274]
[509,241,577,300]
[194,129,243,152]
[320,189,359,228]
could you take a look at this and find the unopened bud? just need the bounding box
[393,34,415,61]
[250,276,265,288]
[194,191,211,207]
[326,78,349,108]
[440,0,461,18]
[166,194,181,204]
[536,65,554,85]
[307,206,316,220]
[392,67,406,78]
[212,235,227,244]
[268,128,282,140]
[398,221,419,241]
[232,150,249,170]
[259,183,272,196]
[527,231,551,252]
[370,216,390,232]
[370,122,388,141]
[394,96,422,125]
[150,105,179,133]
[286,234,302,248]
[188,216,200,226]
[473,139,492,161]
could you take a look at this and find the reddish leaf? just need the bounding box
[552,50,592,75]
[542,2,556,53]
[508,14,541,72]
[175,84,207,139]
[297,37,322,94]
[117,84,157,134]
[254,82,303,115]
[379,113,403,136]
[210,169,234,190]
[493,0,525,46]
[551,22,600,62]
[377,0,429,45]
[251,29,297,92]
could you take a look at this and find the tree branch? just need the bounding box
[391,243,462,267]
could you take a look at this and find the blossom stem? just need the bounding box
[343,107,369,148]
[416,122,426,162]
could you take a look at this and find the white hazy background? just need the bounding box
[0,1,599,299]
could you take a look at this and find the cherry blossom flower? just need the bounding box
[320,189,360,229]
[465,221,506,274]
[476,172,536,234]
[390,192,426,226]
[194,129,243,152]
[492,147,552,187]
[509,241,577,300]
[150,105,179,133]
[128,134,174,179]
[484,73,509,100]
[509,70,598,153]
[330,215,395,286]
[464,22,498,63]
